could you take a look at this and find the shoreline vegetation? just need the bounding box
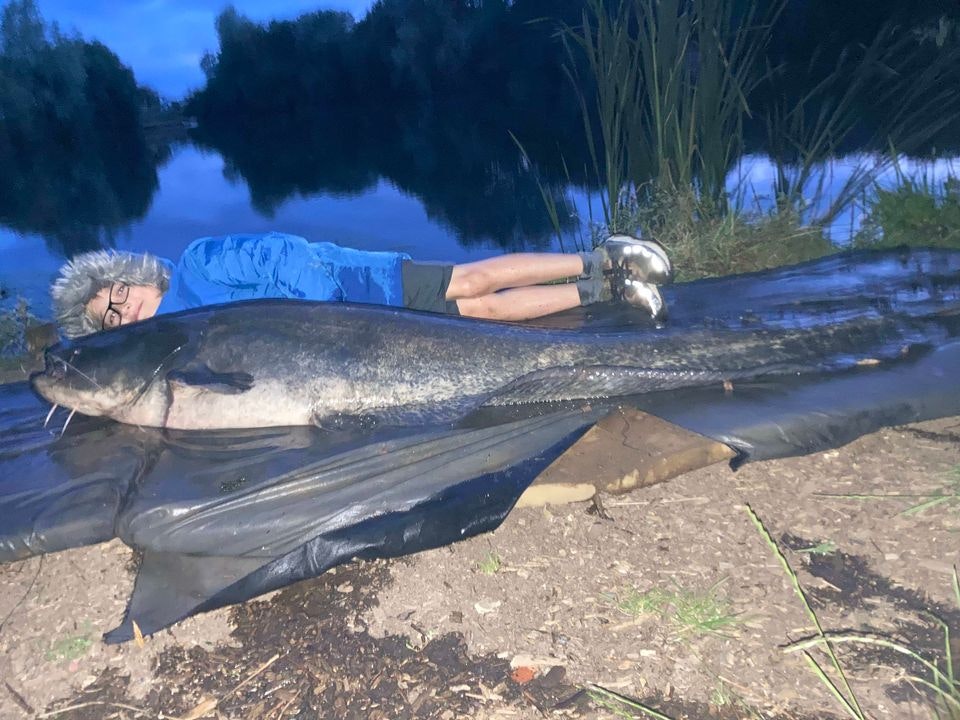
[549,0,960,277]
[0,298,40,382]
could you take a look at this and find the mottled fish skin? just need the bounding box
[31,299,934,430]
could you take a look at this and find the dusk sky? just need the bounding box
[33,0,376,98]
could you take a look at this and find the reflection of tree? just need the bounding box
[372,109,580,250]
[188,0,587,250]
[192,109,381,215]
[0,0,163,255]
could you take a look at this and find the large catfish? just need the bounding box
[31,300,931,430]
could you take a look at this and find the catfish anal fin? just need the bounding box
[483,365,720,406]
[312,412,380,432]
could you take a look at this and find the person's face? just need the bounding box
[87,282,163,331]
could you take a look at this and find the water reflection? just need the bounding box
[0,129,166,255]
[188,106,581,252]
[0,112,577,261]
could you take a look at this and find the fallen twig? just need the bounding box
[37,700,178,719]
[180,652,281,720]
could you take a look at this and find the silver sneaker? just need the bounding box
[599,234,672,285]
[620,278,668,322]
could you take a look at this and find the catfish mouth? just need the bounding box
[31,351,135,419]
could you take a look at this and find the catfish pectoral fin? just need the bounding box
[166,366,255,395]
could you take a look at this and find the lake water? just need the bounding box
[2,144,958,323]
[0,143,565,320]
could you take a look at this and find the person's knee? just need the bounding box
[448,265,496,299]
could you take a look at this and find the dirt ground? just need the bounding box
[1,408,959,719]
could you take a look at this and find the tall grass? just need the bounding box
[508,130,593,253]
[622,182,833,280]
[561,0,783,229]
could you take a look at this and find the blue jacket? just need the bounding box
[156,232,410,315]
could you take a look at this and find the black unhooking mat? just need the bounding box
[2,247,960,642]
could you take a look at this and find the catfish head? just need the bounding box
[31,317,193,426]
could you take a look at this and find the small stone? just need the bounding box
[474,600,501,615]
[510,654,565,669]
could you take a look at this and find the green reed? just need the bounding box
[562,0,782,228]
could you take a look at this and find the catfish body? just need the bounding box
[31,299,924,430]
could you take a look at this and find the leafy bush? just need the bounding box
[855,175,960,249]
[0,298,34,358]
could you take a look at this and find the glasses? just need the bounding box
[101,282,130,330]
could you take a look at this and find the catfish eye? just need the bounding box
[46,356,66,380]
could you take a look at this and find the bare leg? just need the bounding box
[455,284,581,321]
[446,253,584,299]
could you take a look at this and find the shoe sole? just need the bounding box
[622,278,667,321]
[603,235,672,284]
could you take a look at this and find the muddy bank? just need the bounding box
[2,414,957,719]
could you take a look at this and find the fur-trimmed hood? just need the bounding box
[52,250,171,338]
